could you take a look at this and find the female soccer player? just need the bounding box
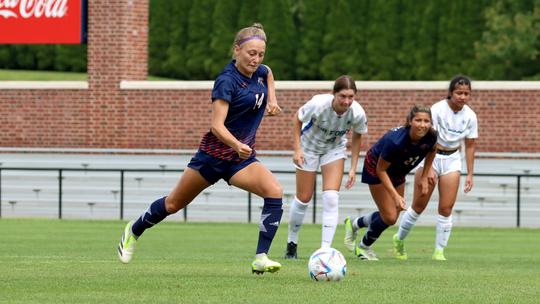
[117,23,285,274]
[393,75,478,261]
[343,105,437,260]
[284,75,368,259]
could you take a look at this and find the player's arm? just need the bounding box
[463,138,476,193]
[210,99,252,159]
[376,157,406,210]
[264,65,281,116]
[292,110,304,167]
[345,132,363,189]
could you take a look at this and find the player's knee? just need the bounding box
[296,193,313,204]
[265,183,283,198]
[380,212,398,225]
[322,190,339,212]
[438,207,453,217]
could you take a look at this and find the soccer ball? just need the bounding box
[308,247,347,282]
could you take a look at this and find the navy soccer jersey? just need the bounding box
[363,126,437,184]
[199,60,269,161]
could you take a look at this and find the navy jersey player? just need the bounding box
[343,105,437,260]
[394,75,478,261]
[117,23,285,274]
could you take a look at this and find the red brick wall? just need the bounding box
[0,0,539,154]
[1,87,539,153]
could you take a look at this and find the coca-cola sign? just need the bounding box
[0,0,86,44]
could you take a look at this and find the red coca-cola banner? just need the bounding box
[0,0,86,44]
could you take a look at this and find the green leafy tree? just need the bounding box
[258,0,297,80]
[148,0,173,77]
[295,0,328,80]
[364,0,402,80]
[185,0,214,79]
[34,45,56,70]
[237,0,260,31]
[396,0,422,79]
[54,45,86,72]
[436,0,488,79]
[414,0,440,80]
[209,0,239,78]
[319,0,356,80]
[474,0,540,79]
[163,0,192,79]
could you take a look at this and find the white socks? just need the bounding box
[397,207,420,240]
[321,190,339,248]
[287,197,309,244]
[436,214,452,250]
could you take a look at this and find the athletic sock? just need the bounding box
[287,197,309,244]
[256,198,283,254]
[321,190,339,247]
[435,214,453,250]
[354,211,375,229]
[131,196,170,237]
[397,207,420,240]
[361,212,389,247]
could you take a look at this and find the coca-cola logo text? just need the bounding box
[0,0,68,19]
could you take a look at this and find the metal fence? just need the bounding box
[0,167,538,227]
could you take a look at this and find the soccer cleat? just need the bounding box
[343,217,357,252]
[432,248,447,261]
[392,234,408,260]
[284,242,298,259]
[251,253,282,274]
[355,244,379,261]
[118,220,137,264]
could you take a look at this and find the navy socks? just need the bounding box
[256,198,283,254]
[361,211,389,247]
[131,196,170,237]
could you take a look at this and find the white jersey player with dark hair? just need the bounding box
[393,75,478,261]
[284,75,368,259]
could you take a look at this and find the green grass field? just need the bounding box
[0,69,171,80]
[0,219,538,304]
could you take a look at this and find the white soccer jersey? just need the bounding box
[431,99,478,150]
[298,94,368,154]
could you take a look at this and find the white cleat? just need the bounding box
[118,220,137,264]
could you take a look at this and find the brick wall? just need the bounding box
[0,0,539,154]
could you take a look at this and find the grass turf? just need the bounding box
[0,69,171,80]
[0,219,538,303]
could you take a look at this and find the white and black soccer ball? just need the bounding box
[308,247,347,282]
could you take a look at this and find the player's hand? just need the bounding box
[394,194,406,211]
[266,102,282,116]
[292,150,304,168]
[419,176,429,196]
[464,174,474,193]
[345,170,356,189]
[235,143,252,159]
[427,168,437,187]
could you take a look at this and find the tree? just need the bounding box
[185,0,214,79]
[364,0,402,80]
[148,0,173,77]
[209,0,240,78]
[258,0,297,80]
[414,0,440,80]
[163,1,192,79]
[474,0,540,79]
[319,0,356,80]
[295,0,328,80]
